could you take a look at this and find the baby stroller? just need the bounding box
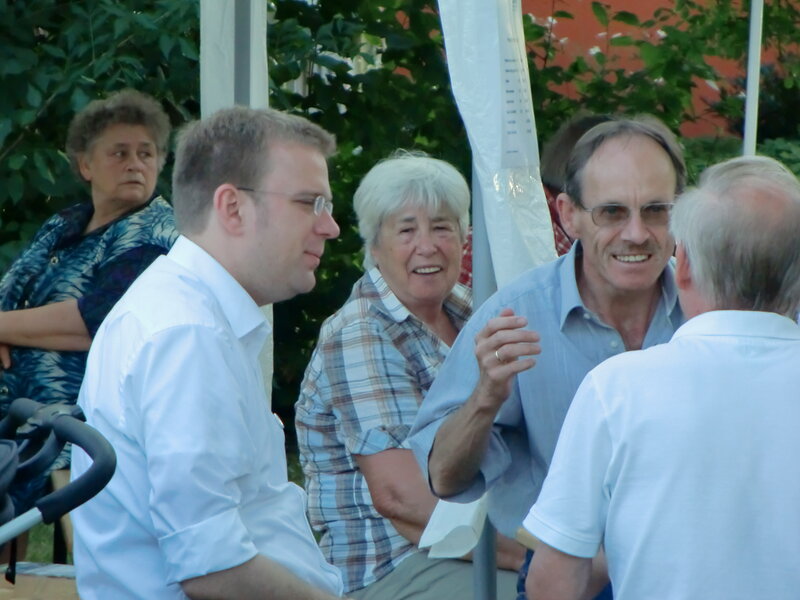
[0,397,116,584]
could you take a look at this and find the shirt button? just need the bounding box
[50,256,59,265]
[23,300,30,308]
[610,340,620,349]
[583,312,591,320]
[0,386,8,395]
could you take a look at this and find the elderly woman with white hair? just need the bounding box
[296,151,524,600]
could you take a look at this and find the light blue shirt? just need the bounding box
[409,243,683,536]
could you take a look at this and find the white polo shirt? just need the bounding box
[71,236,342,599]
[524,310,800,600]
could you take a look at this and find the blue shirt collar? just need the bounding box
[557,241,680,329]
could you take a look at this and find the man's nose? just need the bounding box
[316,209,340,239]
[620,209,650,244]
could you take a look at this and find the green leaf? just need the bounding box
[8,154,27,170]
[33,152,55,184]
[0,120,11,148]
[41,44,67,60]
[639,42,661,68]
[613,11,640,26]
[0,58,24,76]
[15,109,37,126]
[159,34,175,58]
[26,85,43,108]
[113,17,129,38]
[591,2,609,26]
[178,37,199,60]
[609,35,634,47]
[71,88,92,112]
[7,173,23,203]
[315,53,347,71]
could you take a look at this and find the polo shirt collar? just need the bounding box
[674,309,800,341]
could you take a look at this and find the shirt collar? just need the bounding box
[558,241,681,328]
[673,309,800,341]
[365,266,472,328]
[367,267,411,323]
[168,236,270,346]
[56,195,163,249]
[558,242,586,328]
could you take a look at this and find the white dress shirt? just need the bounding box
[71,236,343,599]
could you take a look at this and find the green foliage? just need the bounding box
[0,0,200,268]
[759,138,800,176]
[267,0,471,431]
[715,63,800,140]
[523,0,800,139]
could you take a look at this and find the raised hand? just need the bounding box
[473,308,541,411]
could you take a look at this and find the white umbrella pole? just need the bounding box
[742,0,764,156]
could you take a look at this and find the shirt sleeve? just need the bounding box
[77,244,168,335]
[320,318,424,456]
[130,323,263,583]
[408,300,514,503]
[522,372,612,558]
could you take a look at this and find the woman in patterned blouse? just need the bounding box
[0,89,178,520]
[296,151,525,600]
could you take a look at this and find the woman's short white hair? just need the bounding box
[354,150,470,269]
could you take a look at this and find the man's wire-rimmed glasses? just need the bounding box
[237,187,333,216]
[578,202,674,228]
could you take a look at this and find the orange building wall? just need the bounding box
[519,0,743,137]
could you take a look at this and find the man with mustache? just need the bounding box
[71,107,345,600]
[410,116,686,596]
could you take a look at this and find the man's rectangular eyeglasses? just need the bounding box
[579,202,674,227]
[237,187,333,216]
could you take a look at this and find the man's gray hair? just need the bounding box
[670,155,800,317]
[563,115,686,206]
[172,106,336,234]
[354,150,470,269]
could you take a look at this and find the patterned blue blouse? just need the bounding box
[0,196,178,415]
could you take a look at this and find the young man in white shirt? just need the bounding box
[71,107,345,599]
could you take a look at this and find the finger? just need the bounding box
[495,341,541,363]
[475,329,540,365]
[480,339,539,372]
[476,309,529,342]
[490,328,541,347]
[0,346,10,370]
[490,356,536,377]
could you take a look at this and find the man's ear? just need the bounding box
[212,184,247,236]
[557,193,581,239]
[674,243,692,291]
